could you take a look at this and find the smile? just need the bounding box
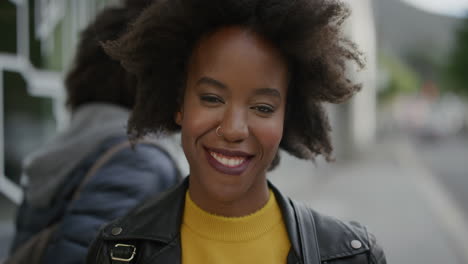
[204,147,253,175]
[209,152,246,168]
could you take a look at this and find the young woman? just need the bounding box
[87,0,386,263]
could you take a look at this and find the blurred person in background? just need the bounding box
[87,0,386,263]
[7,0,182,263]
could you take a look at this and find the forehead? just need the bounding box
[193,26,281,61]
[187,26,289,92]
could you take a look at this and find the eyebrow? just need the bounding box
[253,87,281,99]
[196,77,227,90]
[196,76,282,99]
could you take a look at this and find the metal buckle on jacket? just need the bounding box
[110,243,136,262]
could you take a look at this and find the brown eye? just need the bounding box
[252,104,274,114]
[200,94,224,104]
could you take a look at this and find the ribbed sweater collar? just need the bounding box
[182,190,283,242]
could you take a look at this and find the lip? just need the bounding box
[204,147,254,175]
[206,147,254,157]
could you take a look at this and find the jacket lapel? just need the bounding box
[102,179,188,241]
[269,182,306,263]
[143,237,182,264]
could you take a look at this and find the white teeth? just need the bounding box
[228,159,235,167]
[209,151,246,167]
[221,157,228,165]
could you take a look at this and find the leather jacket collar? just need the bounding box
[102,178,303,257]
[97,177,383,263]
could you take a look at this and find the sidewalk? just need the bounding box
[270,137,468,264]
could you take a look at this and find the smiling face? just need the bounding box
[176,26,289,217]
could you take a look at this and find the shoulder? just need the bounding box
[89,137,180,185]
[102,137,177,173]
[86,180,188,263]
[100,179,187,240]
[73,137,181,211]
[311,209,386,263]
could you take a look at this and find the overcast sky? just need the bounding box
[400,0,468,18]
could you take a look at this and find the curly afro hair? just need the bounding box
[103,0,364,167]
[65,0,153,111]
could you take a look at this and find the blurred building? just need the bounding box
[330,0,377,159]
[0,0,120,205]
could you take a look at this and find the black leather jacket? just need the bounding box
[86,178,386,264]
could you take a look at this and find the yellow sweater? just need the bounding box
[181,190,291,264]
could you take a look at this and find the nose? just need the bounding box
[219,106,249,142]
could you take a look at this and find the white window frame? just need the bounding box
[0,0,118,205]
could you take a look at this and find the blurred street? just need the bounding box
[270,133,468,264]
[412,133,468,216]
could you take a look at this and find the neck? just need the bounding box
[188,177,270,217]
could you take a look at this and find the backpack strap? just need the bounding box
[290,199,322,264]
[73,138,177,200]
[78,140,140,264]
[71,140,132,200]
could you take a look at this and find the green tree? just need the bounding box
[445,16,468,97]
[378,54,421,103]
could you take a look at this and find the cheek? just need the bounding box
[180,100,218,144]
[180,106,212,166]
[254,115,284,156]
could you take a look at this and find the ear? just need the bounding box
[175,108,183,126]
